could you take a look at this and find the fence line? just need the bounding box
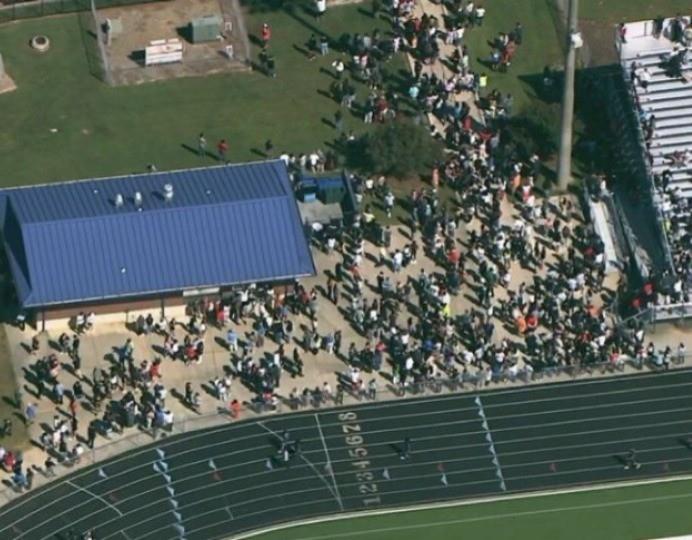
[0,0,169,24]
[1,352,690,506]
[89,0,113,85]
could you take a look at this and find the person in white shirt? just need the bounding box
[315,0,326,19]
[475,5,486,26]
[636,67,651,90]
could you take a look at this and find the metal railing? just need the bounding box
[614,27,680,278]
[0,0,170,23]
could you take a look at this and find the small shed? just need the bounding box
[190,15,223,43]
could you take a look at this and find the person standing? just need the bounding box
[315,0,326,20]
[331,59,345,79]
[368,378,377,400]
[261,23,272,48]
[266,54,276,78]
[69,397,79,420]
[217,139,229,163]
[624,448,641,470]
[44,456,56,477]
[26,468,34,489]
[319,36,329,56]
[72,353,82,380]
[54,382,65,405]
[184,382,194,406]
[24,403,38,426]
[198,133,207,156]
[400,437,411,460]
[30,335,40,355]
[87,421,96,449]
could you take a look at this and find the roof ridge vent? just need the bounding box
[163,183,174,202]
[134,191,143,208]
[114,193,124,208]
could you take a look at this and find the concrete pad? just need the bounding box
[0,74,16,95]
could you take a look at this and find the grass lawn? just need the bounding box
[0,0,568,189]
[463,0,563,112]
[580,0,691,24]
[251,479,692,540]
[0,2,406,186]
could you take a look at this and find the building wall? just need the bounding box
[37,280,294,332]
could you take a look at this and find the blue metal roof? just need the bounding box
[0,161,316,308]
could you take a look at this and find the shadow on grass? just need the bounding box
[180,143,217,160]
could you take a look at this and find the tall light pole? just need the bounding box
[556,0,581,191]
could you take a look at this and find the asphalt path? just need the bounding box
[3,368,692,540]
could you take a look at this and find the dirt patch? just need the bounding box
[0,72,16,94]
[99,0,251,86]
[580,18,618,67]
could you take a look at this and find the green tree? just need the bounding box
[503,101,561,160]
[361,119,444,179]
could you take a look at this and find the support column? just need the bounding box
[556,0,579,191]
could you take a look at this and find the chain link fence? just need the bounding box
[0,352,689,507]
[0,0,169,23]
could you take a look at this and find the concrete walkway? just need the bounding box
[0,189,689,506]
[0,2,689,507]
[405,0,484,132]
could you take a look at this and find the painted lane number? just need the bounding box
[338,411,381,507]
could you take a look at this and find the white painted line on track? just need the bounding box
[4,369,691,529]
[65,481,123,517]
[314,413,344,511]
[227,474,692,540]
[256,421,342,511]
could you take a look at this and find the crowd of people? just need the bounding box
[0,4,687,517]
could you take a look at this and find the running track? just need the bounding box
[4,368,692,540]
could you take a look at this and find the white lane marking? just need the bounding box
[65,481,123,517]
[3,370,691,528]
[476,395,505,491]
[262,491,692,540]
[229,476,692,540]
[315,413,344,510]
[256,421,342,509]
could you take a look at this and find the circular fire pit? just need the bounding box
[30,35,50,53]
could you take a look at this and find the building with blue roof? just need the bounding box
[0,160,315,325]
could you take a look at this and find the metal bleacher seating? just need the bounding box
[617,19,691,308]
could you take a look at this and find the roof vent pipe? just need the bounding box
[134,191,143,208]
[114,193,124,208]
[163,183,174,202]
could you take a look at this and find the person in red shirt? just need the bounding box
[261,23,272,48]
[69,397,79,419]
[217,139,229,163]
[150,358,162,380]
[526,313,538,331]
[229,399,241,419]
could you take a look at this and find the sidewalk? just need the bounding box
[0,190,690,505]
[406,0,484,133]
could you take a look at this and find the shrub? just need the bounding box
[359,119,444,179]
[504,101,561,160]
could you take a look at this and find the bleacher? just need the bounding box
[621,37,692,197]
[616,17,692,314]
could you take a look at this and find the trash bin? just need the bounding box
[300,178,318,202]
[317,178,345,204]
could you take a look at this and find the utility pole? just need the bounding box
[556,0,580,191]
